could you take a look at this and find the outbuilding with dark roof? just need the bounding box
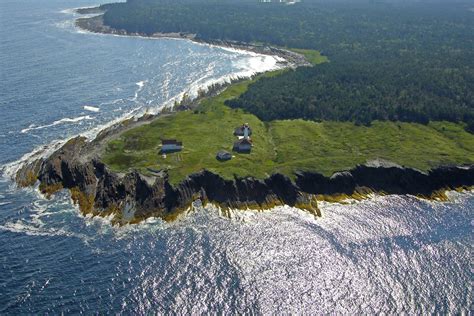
[233,138,252,153]
[160,139,183,153]
[216,150,232,161]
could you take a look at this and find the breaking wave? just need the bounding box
[84,105,100,112]
[20,116,94,134]
[2,36,284,182]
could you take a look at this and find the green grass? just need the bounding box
[288,48,329,65]
[102,76,474,185]
[269,120,474,178]
[104,100,277,184]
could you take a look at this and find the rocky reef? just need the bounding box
[14,136,474,225]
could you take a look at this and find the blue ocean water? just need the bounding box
[0,0,472,313]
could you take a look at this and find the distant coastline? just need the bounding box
[74,10,312,68]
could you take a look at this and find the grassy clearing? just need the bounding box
[104,100,277,184]
[269,120,474,178]
[102,75,474,185]
[288,48,329,65]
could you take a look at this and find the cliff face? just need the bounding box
[15,136,474,224]
[296,164,474,197]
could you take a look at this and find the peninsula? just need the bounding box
[15,0,474,225]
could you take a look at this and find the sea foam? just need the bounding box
[2,19,286,183]
[84,105,100,112]
[20,115,94,134]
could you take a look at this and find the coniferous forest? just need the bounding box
[100,0,474,132]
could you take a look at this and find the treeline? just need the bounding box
[101,0,474,132]
[227,61,474,127]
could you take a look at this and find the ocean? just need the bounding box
[0,0,472,313]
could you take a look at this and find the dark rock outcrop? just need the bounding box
[15,136,474,225]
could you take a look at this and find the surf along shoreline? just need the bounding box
[74,7,312,68]
[12,6,474,226]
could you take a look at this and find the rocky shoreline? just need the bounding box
[11,6,473,225]
[15,134,474,225]
[75,13,311,68]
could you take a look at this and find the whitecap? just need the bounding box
[129,80,148,102]
[0,221,93,243]
[2,30,289,183]
[21,115,94,133]
[136,80,146,88]
[84,105,100,112]
[0,221,61,237]
[59,8,76,15]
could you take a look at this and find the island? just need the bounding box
[15,0,474,225]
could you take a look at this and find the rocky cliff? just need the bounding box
[14,136,474,225]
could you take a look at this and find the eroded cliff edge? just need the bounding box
[15,136,474,225]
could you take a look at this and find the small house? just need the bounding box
[234,123,252,137]
[216,150,232,161]
[233,138,252,153]
[160,139,182,153]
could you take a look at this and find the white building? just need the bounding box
[233,123,253,153]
